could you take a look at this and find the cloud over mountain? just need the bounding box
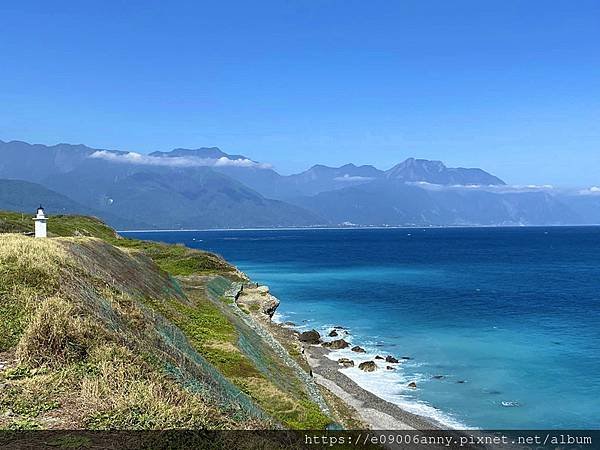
[89,150,272,169]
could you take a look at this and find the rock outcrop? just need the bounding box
[385,355,399,363]
[338,358,354,368]
[237,284,280,320]
[322,339,349,349]
[298,330,321,344]
[351,346,366,353]
[358,361,377,372]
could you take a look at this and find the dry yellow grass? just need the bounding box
[0,234,267,430]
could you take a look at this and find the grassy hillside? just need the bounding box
[0,210,237,277]
[0,211,332,431]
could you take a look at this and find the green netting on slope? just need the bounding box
[205,277,294,388]
[140,303,269,422]
[206,276,238,301]
[205,277,330,414]
[80,285,267,423]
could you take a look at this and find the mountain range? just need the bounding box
[1,139,598,229]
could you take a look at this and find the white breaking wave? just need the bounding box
[319,327,471,430]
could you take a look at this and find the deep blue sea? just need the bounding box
[123,227,600,429]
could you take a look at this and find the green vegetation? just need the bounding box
[143,284,330,429]
[0,210,239,277]
[115,239,238,277]
[0,234,264,429]
[0,211,116,240]
[0,211,333,430]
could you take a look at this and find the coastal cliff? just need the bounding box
[0,211,333,430]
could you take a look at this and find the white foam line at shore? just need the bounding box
[314,323,472,430]
[275,313,471,428]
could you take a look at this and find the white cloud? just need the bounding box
[333,174,375,182]
[407,181,555,193]
[89,150,272,169]
[578,186,600,195]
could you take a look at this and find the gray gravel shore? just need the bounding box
[305,344,442,430]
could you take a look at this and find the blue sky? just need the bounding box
[1,1,599,186]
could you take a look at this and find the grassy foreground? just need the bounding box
[0,211,331,430]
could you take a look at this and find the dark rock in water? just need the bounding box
[386,366,396,371]
[284,321,296,326]
[338,358,354,368]
[432,375,444,380]
[385,355,399,363]
[375,355,384,360]
[358,361,377,372]
[401,356,411,360]
[456,380,466,384]
[328,330,339,337]
[407,381,417,389]
[298,329,321,344]
[333,325,347,330]
[323,339,349,350]
[351,346,366,353]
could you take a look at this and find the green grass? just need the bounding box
[142,284,331,429]
[1,210,240,277]
[115,239,237,277]
[0,211,117,240]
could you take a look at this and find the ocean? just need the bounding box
[123,227,600,429]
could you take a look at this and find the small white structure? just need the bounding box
[33,205,47,238]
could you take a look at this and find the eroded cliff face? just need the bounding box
[237,285,281,320]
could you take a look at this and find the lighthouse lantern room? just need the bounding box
[33,205,48,238]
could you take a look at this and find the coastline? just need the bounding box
[234,282,444,431]
[304,344,442,430]
[118,223,600,233]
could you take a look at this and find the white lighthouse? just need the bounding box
[33,205,47,238]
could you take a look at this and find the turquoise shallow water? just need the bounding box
[124,227,600,429]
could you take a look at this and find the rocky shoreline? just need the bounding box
[234,282,443,430]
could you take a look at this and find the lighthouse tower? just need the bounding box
[33,205,47,238]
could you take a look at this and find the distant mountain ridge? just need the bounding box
[149,147,249,161]
[384,158,506,186]
[1,139,598,228]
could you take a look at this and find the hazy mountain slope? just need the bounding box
[562,195,600,224]
[0,141,323,229]
[0,179,144,228]
[1,139,594,227]
[149,147,297,200]
[281,163,384,198]
[0,179,92,214]
[293,180,579,226]
[44,160,324,229]
[0,140,100,182]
